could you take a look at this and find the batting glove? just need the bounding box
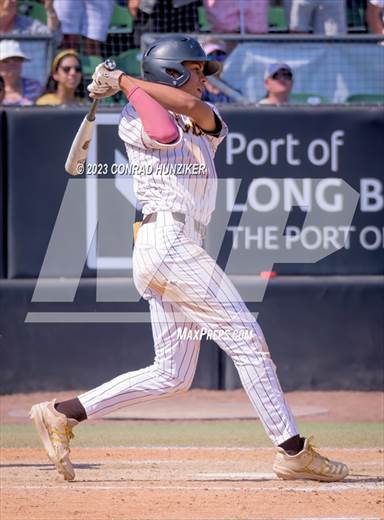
[92,63,124,91]
[87,81,119,99]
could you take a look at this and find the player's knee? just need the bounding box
[170,375,192,394]
[155,363,193,393]
[157,371,192,394]
[177,376,193,393]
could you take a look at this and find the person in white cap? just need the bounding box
[258,63,294,105]
[201,38,231,104]
[0,40,42,105]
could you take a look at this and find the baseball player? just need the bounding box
[30,35,348,483]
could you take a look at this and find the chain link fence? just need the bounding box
[1,1,383,106]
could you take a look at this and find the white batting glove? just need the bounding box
[92,63,124,91]
[87,81,119,99]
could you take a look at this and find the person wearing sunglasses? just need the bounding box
[258,63,294,106]
[0,39,43,106]
[201,39,231,104]
[36,49,85,106]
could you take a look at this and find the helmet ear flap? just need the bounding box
[162,62,191,87]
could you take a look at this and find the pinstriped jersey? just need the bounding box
[118,102,228,226]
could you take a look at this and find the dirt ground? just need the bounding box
[1,391,383,520]
[1,447,383,520]
[1,389,383,423]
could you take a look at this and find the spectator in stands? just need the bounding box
[0,75,5,104]
[258,63,293,105]
[366,0,384,34]
[284,0,347,34]
[53,0,115,55]
[203,0,268,34]
[0,39,42,105]
[129,0,200,48]
[36,49,85,106]
[201,38,231,104]
[0,0,62,47]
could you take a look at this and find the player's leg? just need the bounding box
[30,295,200,480]
[136,224,348,481]
[133,218,297,445]
[78,297,200,418]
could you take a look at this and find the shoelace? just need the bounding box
[48,424,74,448]
[307,436,332,466]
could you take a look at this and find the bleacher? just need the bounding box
[4,0,382,106]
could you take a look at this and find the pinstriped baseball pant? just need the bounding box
[79,212,298,445]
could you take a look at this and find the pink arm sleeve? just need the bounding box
[126,86,179,144]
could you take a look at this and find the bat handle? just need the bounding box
[87,99,99,122]
[86,59,116,121]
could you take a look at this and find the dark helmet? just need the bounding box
[142,35,220,87]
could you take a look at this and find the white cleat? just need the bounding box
[30,400,77,481]
[273,436,349,482]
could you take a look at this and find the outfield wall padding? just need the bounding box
[0,279,220,394]
[1,107,383,393]
[0,277,382,393]
[0,110,6,279]
[222,276,384,391]
[4,106,384,278]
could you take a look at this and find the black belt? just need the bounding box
[142,212,206,236]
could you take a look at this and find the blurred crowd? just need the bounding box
[0,0,383,107]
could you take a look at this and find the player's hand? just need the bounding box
[87,81,119,99]
[92,63,124,91]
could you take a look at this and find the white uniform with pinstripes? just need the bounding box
[78,103,298,445]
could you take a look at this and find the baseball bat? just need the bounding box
[207,76,249,104]
[65,59,116,176]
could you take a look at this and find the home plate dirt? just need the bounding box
[1,447,383,520]
[1,391,383,519]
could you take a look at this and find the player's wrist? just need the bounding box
[118,73,127,88]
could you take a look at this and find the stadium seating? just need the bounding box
[198,6,211,32]
[81,54,103,78]
[346,94,384,104]
[268,6,287,31]
[115,49,142,77]
[18,0,47,24]
[109,3,133,34]
[290,93,330,104]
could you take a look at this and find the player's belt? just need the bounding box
[142,212,207,236]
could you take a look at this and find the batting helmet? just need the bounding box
[142,35,220,88]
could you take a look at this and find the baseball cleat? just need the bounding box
[30,400,76,481]
[273,436,349,482]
